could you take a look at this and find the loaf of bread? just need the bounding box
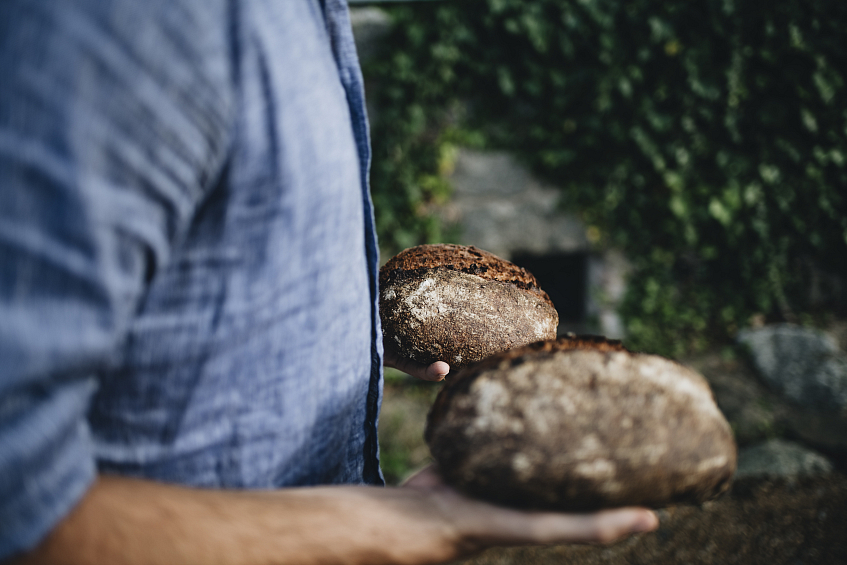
[379,244,559,370]
[425,336,737,511]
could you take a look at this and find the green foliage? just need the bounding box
[378,378,440,484]
[365,0,847,355]
[364,12,469,255]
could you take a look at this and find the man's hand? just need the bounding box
[383,338,449,382]
[400,465,658,557]
[12,471,658,565]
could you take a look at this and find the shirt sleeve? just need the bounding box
[0,2,233,558]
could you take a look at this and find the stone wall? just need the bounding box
[442,148,627,338]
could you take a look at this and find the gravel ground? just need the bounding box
[451,473,847,565]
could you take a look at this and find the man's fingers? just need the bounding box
[396,467,658,560]
[475,506,658,546]
[526,508,659,544]
[401,465,445,489]
[386,353,449,382]
[382,337,449,381]
[405,466,659,547]
[418,481,659,548]
[424,361,449,381]
[394,356,432,381]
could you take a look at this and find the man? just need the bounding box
[0,1,657,563]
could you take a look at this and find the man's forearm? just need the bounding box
[10,475,456,565]
[11,470,657,565]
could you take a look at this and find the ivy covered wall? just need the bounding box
[363,0,847,356]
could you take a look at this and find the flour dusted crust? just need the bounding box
[380,244,559,369]
[381,244,553,306]
[426,337,737,511]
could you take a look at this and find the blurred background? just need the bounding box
[352,1,847,561]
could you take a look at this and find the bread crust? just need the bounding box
[379,245,559,369]
[380,244,554,308]
[426,338,737,511]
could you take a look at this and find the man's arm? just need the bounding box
[11,470,657,565]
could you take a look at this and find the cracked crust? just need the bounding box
[380,244,554,308]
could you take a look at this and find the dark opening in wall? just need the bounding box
[511,251,588,333]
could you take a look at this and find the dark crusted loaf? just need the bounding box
[379,244,559,369]
[426,336,737,511]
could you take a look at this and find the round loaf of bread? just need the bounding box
[380,244,558,369]
[425,336,737,511]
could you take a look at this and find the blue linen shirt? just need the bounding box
[0,0,384,557]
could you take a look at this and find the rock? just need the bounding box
[437,148,632,339]
[777,405,847,457]
[737,324,847,412]
[684,353,781,447]
[737,324,847,455]
[425,338,737,511]
[735,439,833,479]
[380,244,558,369]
